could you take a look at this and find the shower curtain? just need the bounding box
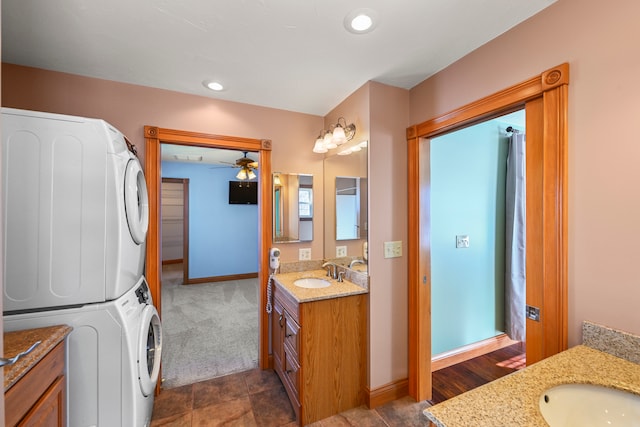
[505,131,526,342]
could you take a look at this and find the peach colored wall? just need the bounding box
[368,82,410,387]
[321,81,411,389]
[409,0,640,346]
[323,83,370,260]
[1,63,324,262]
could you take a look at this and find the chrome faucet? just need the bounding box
[321,262,338,280]
[349,259,366,268]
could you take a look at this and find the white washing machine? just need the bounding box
[1,108,149,312]
[4,276,162,427]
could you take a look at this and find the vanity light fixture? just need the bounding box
[312,117,356,154]
[337,140,368,156]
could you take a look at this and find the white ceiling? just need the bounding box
[161,143,257,166]
[2,0,555,116]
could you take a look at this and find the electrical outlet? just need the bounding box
[456,235,470,248]
[336,246,347,258]
[299,248,312,261]
[383,241,402,258]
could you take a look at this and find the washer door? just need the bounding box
[138,305,162,397]
[124,158,149,245]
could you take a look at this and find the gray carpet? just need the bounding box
[160,264,259,388]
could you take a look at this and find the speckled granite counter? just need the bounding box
[424,345,640,426]
[273,269,367,302]
[4,325,72,391]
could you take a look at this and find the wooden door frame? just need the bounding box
[144,127,273,393]
[406,63,569,401]
[161,177,190,285]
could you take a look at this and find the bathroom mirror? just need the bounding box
[323,143,368,271]
[273,173,313,243]
[335,176,366,240]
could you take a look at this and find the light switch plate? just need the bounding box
[456,235,470,248]
[336,246,347,258]
[299,248,312,261]
[383,241,402,258]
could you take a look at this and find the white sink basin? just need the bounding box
[293,278,331,289]
[539,383,640,426]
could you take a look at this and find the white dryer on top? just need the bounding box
[2,108,149,312]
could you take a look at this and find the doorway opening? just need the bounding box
[158,146,261,388]
[143,126,272,394]
[407,63,569,401]
[430,110,526,372]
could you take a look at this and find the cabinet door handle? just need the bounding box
[279,314,284,327]
[0,341,41,367]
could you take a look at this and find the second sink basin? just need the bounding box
[293,278,331,289]
[539,383,640,426]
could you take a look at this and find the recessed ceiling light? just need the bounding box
[344,8,378,34]
[351,14,372,31]
[203,80,224,91]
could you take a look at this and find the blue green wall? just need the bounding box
[431,121,510,355]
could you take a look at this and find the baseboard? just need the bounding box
[432,334,520,372]
[162,258,183,265]
[185,272,259,284]
[366,378,409,409]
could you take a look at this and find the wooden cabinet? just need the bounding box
[272,283,367,426]
[5,341,66,427]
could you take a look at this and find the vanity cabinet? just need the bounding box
[5,341,66,427]
[272,283,367,426]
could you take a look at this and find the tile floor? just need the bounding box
[151,368,432,426]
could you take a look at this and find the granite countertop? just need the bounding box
[4,325,72,391]
[424,345,640,426]
[274,269,368,303]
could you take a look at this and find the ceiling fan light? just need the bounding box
[236,168,248,180]
[247,169,256,180]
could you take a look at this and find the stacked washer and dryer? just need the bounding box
[2,108,162,427]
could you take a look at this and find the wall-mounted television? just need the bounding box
[229,180,258,205]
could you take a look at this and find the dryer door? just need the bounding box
[138,305,162,397]
[124,158,149,245]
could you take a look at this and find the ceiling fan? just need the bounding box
[229,152,259,180]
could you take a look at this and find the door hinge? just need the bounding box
[526,305,540,322]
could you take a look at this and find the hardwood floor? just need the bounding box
[151,343,525,426]
[429,342,526,405]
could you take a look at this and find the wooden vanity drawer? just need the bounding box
[284,317,300,357]
[284,349,301,395]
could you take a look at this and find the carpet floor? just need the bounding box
[160,264,259,389]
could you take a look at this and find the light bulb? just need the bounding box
[236,168,248,180]
[332,125,347,145]
[313,137,327,153]
[324,131,337,149]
